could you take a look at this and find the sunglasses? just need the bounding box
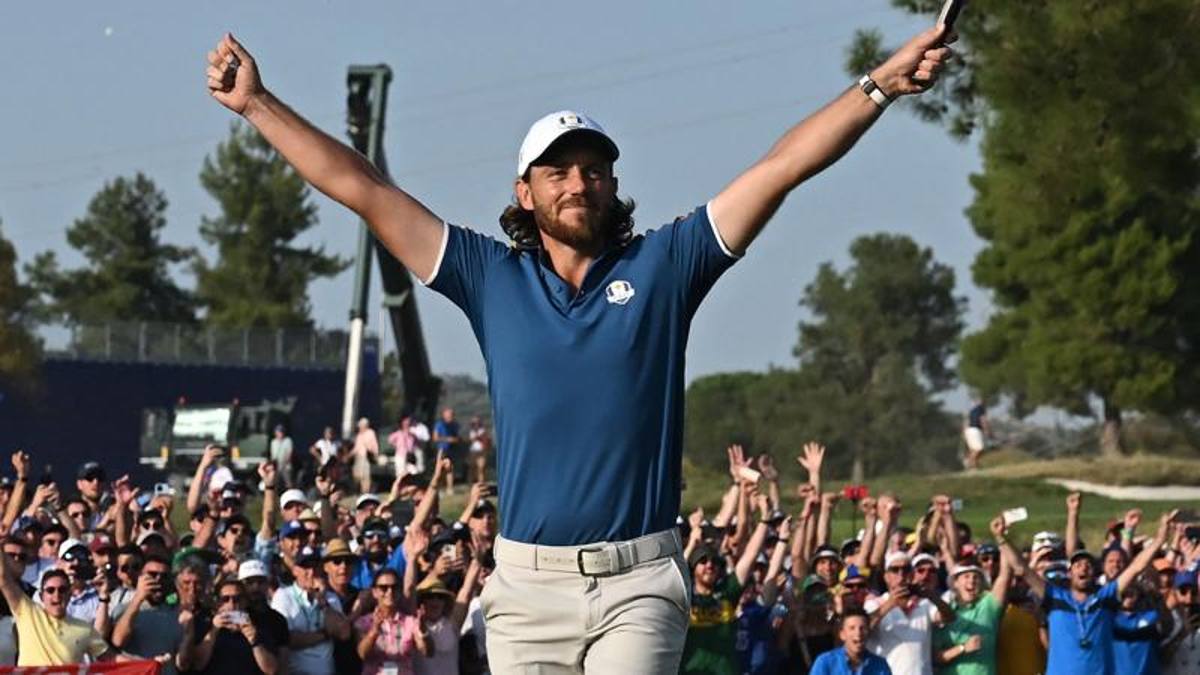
[219,594,242,603]
[363,532,385,541]
[303,529,321,538]
[144,570,166,579]
[80,475,102,483]
[226,526,248,536]
[4,550,24,561]
[887,566,912,574]
[375,583,397,592]
[43,538,64,548]
[68,511,88,519]
[327,558,352,567]
[119,564,141,574]
[42,585,68,595]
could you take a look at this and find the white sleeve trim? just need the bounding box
[705,201,743,259]
[420,220,450,286]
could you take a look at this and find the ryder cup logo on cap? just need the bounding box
[605,280,636,306]
[517,110,620,176]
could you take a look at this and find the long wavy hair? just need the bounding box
[498,195,637,251]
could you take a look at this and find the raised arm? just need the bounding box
[258,462,278,540]
[1064,492,1081,557]
[2,452,30,533]
[870,495,900,570]
[816,492,839,547]
[187,445,221,516]
[852,498,878,570]
[412,451,449,529]
[987,516,1014,606]
[707,27,952,253]
[1117,510,1178,594]
[795,442,825,497]
[0,536,26,613]
[206,34,443,281]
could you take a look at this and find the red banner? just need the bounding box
[0,660,160,675]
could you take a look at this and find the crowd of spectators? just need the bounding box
[1,418,1198,674]
[679,443,1200,675]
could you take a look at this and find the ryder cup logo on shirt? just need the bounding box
[605,280,636,305]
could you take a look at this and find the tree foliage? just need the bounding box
[195,123,348,328]
[851,1,1200,455]
[0,220,41,395]
[25,173,195,324]
[685,235,965,479]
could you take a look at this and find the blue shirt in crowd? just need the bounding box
[1043,581,1120,675]
[736,602,780,674]
[350,547,407,590]
[809,646,892,675]
[426,204,739,545]
[1113,609,1161,675]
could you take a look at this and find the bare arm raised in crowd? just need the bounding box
[206,34,443,282]
[817,492,838,547]
[259,462,278,540]
[790,491,817,579]
[850,497,877,570]
[870,495,900,570]
[188,445,222,516]
[734,508,771,587]
[2,452,30,533]
[1117,510,1178,594]
[761,517,791,606]
[796,442,824,497]
[987,516,1014,606]
[412,451,449,530]
[1065,492,1081,557]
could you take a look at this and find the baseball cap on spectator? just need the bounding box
[0,477,12,491]
[323,538,355,562]
[687,545,722,569]
[840,564,868,584]
[813,546,841,563]
[1069,550,1097,564]
[976,543,999,557]
[220,488,242,505]
[840,539,862,559]
[173,545,223,570]
[766,509,787,526]
[1173,571,1197,589]
[280,520,305,539]
[58,538,88,559]
[362,517,389,537]
[355,494,381,510]
[13,515,42,535]
[136,530,167,547]
[295,546,322,567]
[1153,557,1177,572]
[298,508,321,524]
[516,110,619,177]
[471,500,497,518]
[951,564,985,579]
[912,553,938,568]
[208,466,234,493]
[76,461,105,482]
[416,575,456,600]
[801,574,828,593]
[88,533,115,554]
[280,489,308,510]
[885,552,912,569]
[238,559,269,581]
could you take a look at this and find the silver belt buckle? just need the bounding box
[577,545,619,576]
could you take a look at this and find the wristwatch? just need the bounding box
[858,74,892,110]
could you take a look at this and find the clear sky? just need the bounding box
[0,1,987,391]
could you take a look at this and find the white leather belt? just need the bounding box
[494,529,681,577]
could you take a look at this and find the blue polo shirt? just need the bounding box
[350,547,407,590]
[1043,581,1120,675]
[1113,609,1160,675]
[809,646,892,675]
[426,204,738,545]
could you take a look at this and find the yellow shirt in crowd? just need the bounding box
[12,594,108,666]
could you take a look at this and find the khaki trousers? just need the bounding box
[483,534,692,674]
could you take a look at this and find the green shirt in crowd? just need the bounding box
[934,592,1004,675]
[681,574,743,675]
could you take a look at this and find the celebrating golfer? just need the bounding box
[205,23,952,672]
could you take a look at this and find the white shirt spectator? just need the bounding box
[461,596,487,668]
[864,593,942,675]
[415,616,459,675]
[270,583,342,675]
[313,438,339,466]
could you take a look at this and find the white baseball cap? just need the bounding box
[58,538,87,559]
[516,110,619,177]
[355,493,381,510]
[280,489,308,510]
[885,551,912,569]
[238,559,269,581]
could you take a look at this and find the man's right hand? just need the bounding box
[206,33,264,116]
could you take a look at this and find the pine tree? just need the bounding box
[0,220,41,394]
[25,173,195,323]
[195,123,348,328]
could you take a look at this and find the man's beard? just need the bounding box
[533,197,611,250]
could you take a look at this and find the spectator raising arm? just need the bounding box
[987,516,1015,606]
[1065,491,1081,557]
[258,461,278,540]
[187,445,222,516]
[1117,509,1179,594]
[2,451,30,534]
[870,494,900,570]
[850,497,877,570]
[817,492,838,547]
[796,442,825,497]
[412,451,450,530]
